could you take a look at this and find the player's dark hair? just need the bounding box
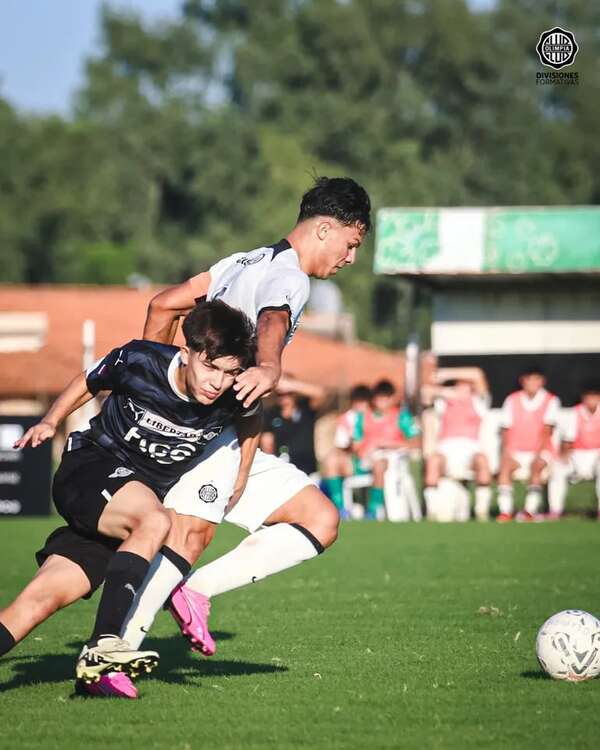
[372,379,395,397]
[297,177,371,232]
[520,364,545,378]
[182,300,256,369]
[581,379,600,396]
[350,384,371,402]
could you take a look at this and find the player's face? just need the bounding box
[313,219,365,279]
[182,349,244,404]
[520,373,545,397]
[372,394,393,412]
[455,380,472,397]
[352,398,369,413]
[582,393,600,412]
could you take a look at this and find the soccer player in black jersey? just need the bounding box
[0,300,257,688]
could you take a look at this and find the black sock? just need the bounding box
[0,622,16,657]
[160,545,191,577]
[90,551,149,644]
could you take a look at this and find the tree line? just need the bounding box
[1,0,597,347]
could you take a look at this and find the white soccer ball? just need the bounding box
[536,609,600,681]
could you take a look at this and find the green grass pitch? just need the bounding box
[1,513,600,749]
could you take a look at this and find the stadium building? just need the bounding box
[375,206,600,408]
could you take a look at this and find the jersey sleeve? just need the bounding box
[85,344,132,395]
[560,409,577,443]
[433,398,446,417]
[499,396,513,429]
[398,408,420,438]
[473,393,491,417]
[334,412,354,449]
[208,253,246,287]
[543,395,561,425]
[255,267,310,324]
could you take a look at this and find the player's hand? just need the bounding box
[233,364,280,408]
[13,420,56,449]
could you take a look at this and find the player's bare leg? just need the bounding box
[321,448,353,516]
[473,453,492,521]
[76,483,169,683]
[0,555,89,655]
[170,486,339,653]
[366,457,387,520]
[497,454,519,521]
[424,453,445,519]
[518,456,547,521]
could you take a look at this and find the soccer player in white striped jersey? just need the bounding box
[104,177,371,696]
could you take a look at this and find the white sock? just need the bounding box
[524,485,543,515]
[186,524,323,598]
[548,464,568,515]
[497,485,514,516]
[121,550,188,649]
[474,486,492,520]
[423,486,438,519]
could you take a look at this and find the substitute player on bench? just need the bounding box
[497,366,560,522]
[548,382,600,519]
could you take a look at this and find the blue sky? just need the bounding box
[0,0,497,115]
[0,0,180,114]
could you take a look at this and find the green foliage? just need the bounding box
[1,1,598,346]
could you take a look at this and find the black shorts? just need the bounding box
[35,525,120,598]
[52,441,151,538]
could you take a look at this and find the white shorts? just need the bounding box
[437,438,482,479]
[510,450,554,481]
[568,449,600,481]
[164,427,315,532]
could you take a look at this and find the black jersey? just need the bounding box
[69,340,255,496]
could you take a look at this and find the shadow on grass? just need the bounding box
[0,631,287,693]
[520,670,550,680]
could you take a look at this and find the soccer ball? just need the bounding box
[536,609,600,681]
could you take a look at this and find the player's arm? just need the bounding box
[233,309,289,408]
[259,431,276,454]
[420,383,458,405]
[143,273,211,345]
[226,404,264,512]
[558,410,576,459]
[536,396,561,455]
[498,396,512,458]
[559,439,574,460]
[276,375,326,409]
[14,372,94,449]
[436,366,489,396]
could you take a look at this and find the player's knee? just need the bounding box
[140,508,172,544]
[313,500,340,548]
[372,459,387,480]
[321,450,339,476]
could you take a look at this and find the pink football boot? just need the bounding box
[169,583,216,656]
[80,672,138,699]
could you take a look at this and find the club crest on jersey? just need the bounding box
[198,483,218,503]
[236,253,265,266]
[109,467,135,479]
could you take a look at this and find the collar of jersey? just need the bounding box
[168,352,192,402]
